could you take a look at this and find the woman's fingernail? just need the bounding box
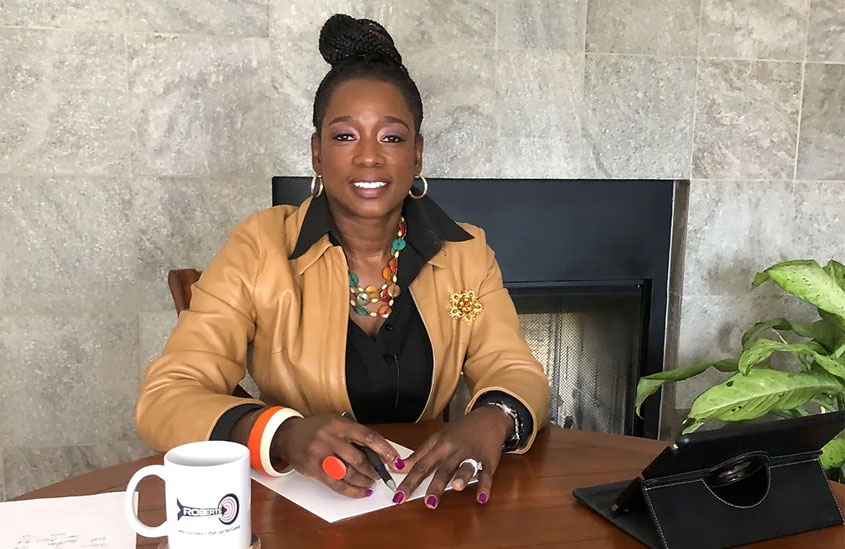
[425,495,438,509]
[394,457,405,470]
[477,492,488,505]
[453,479,465,491]
[392,491,405,504]
[365,489,373,497]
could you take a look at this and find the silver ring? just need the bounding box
[459,458,482,477]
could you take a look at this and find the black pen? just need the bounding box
[355,443,398,492]
[342,412,397,491]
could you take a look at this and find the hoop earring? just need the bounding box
[408,175,428,199]
[310,174,324,197]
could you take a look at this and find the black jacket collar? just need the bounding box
[289,192,473,261]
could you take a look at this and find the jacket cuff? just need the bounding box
[471,390,535,452]
[209,403,264,441]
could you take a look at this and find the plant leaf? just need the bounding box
[688,369,842,425]
[741,318,792,350]
[823,260,845,291]
[739,317,845,354]
[819,308,845,335]
[812,354,845,380]
[680,418,706,435]
[820,437,845,470]
[791,318,844,354]
[752,260,818,290]
[765,262,845,319]
[812,395,838,412]
[751,271,771,289]
[738,338,845,380]
[635,360,738,417]
[738,339,826,374]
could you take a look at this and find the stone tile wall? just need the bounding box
[1,0,843,498]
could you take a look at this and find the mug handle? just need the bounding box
[124,464,169,538]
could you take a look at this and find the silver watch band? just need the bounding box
[482,401,522,450]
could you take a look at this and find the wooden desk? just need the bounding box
[16,423,845,548]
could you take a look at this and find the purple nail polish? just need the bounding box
[392,491,405,504]
[365,489,373,497]
[477,492,488,505]
[425,495,438,509]
[394,457,405,470]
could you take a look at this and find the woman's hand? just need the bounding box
[272,414,405,498]
[393,406,514,508]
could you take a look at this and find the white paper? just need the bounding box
[0,491,136,548]
[252,440,474,522]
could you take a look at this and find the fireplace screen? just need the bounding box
[516,291,644,434]
[448,286,646,436]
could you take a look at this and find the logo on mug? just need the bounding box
[176,493,240,525]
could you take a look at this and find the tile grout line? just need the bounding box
[581,0,590,53]
[120,0,131,203]
[493,0,500,177]
[123,30,132,183]
[577,0,591,179]
[137,310,144,385]
[792,0,812,181]
[0,26,840,65]
[0,24,269,41]
[688,0,706,180]
[493,0,501,177]
[493,0,498,51]
[2,172,841,184]
[0,170,269,179]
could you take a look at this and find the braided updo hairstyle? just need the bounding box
[312,14,423,134]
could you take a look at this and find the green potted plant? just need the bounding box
[637,259,845,479]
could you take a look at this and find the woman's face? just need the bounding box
[311,78,423,220]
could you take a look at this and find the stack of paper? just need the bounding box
[252,440,473,522]
[0,491,136,548]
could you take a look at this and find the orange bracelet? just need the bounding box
[248,406,282,473]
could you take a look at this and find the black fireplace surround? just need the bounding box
[272,178,677,439]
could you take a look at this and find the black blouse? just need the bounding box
[211,193,532,443]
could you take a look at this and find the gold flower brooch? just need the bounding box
[448,290,483,324]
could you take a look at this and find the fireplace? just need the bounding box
[272,178,685,439]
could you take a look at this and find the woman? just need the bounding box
[136,14,550,509]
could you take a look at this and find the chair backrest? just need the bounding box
[167,268,202,316]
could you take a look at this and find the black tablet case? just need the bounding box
[573,412,845,549]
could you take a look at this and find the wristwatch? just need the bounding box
[482,401,522,451]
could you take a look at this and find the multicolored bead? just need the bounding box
[348,216,406,318]
[355,291,371,307]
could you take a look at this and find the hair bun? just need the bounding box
[319,14,403,69]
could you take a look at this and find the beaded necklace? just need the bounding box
[348,217,406,318]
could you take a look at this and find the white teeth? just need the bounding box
[353,181,388,189]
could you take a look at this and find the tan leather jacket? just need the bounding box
[136,196,550,453]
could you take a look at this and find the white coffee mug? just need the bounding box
[124,440,251,549]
